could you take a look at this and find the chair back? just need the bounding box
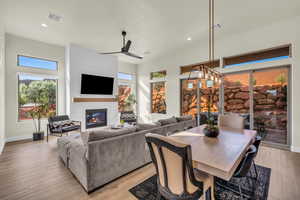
[218,113,244,130]
[48,115,70,123]
[145,133,202,198]
[253,135,262,158]
[234,145,257,177]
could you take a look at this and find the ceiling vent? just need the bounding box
[48,13,63,22]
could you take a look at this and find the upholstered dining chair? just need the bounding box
[252,136,262,179]
[145,133,213,200]
[218,113,244,130]
[216,145,257,199]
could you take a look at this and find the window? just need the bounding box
[18,55,58,71]
[150,70,166,80]
[18,74,57,120]
[118,84,134,112]
[180,60,220,74]
[223,45,291,68]
[118,73,136,112]
[118,72,133,80]
[151,82,166,114]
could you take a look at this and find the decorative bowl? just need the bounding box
[203,126,219,137]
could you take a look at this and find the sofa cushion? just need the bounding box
[176,115,193,122]
[158,117,177,126]
[136,123,160,131]
[87,127,137,142]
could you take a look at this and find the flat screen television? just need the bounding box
[81,74,114,95]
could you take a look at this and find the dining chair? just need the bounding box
[216,145,257,199]
[218,113,244,130]
[252,136,262,179]
[145,133,213,200]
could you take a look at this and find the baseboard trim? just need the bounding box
[291,146,300,153]
[0,140,5,154]
[5,135,32,143]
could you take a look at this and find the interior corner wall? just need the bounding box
[5,34,65,142]
[0,26,5,153]
[137,16,300,151]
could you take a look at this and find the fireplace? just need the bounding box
[85,109,107,129]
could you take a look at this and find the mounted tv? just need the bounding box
[81,74,114,95]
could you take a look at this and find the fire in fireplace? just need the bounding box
[86,109,107,129]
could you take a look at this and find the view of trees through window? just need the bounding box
[18,75,57,120]
[151,82,166,114]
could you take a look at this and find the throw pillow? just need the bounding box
[136,123,159,131]
[176,115,192,122]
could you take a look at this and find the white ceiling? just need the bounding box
[1,0,300,64]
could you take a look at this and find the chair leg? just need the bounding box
[47,126,49,142]
[253,161,258,179]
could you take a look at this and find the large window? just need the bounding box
[18,74,57,120]
[151,82,166,114]
[18,55,58,71]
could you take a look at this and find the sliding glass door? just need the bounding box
[253,67,289,145]
[223,72,251,129]
[223,66,290,145]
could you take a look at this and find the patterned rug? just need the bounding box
[129,165,271,200]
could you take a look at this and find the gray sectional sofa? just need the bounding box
[57,116,196,193]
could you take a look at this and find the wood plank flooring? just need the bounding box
[0,137,300,200]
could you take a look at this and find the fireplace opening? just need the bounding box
[86,109,107,129]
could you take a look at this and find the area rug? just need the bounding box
[129,165,271,200]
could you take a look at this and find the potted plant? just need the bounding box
[21,80,56,141]
[203,89,219,137]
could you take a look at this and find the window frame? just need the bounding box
[17,55,59,72]
[222,44,291,68]
[17,73,59,121]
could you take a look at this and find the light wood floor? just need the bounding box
[0,137,300,200]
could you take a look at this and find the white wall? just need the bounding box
[137,16,300,151]
[0,24,5,153]
[5,34,65,142]
[118,61,137,75]
[66,44,119,130]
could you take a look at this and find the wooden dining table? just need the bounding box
[170,125,257,199]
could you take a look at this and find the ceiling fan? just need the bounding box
[101,31,143,59]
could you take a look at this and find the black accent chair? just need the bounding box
[47,115,81,142]
[145,133,213,200]
[120,111,137,124]
[217,145,257,199]
[252,136,262,179]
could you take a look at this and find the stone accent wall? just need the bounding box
[151,82,166,114]
[224,84,287,130]
[181,88,219,116]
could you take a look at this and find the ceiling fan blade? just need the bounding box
[123,40,131,52]
[124,52,143,59]
[101,51,122,55]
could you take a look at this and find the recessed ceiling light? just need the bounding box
[41,23,48,28]
[187,37,192,41]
